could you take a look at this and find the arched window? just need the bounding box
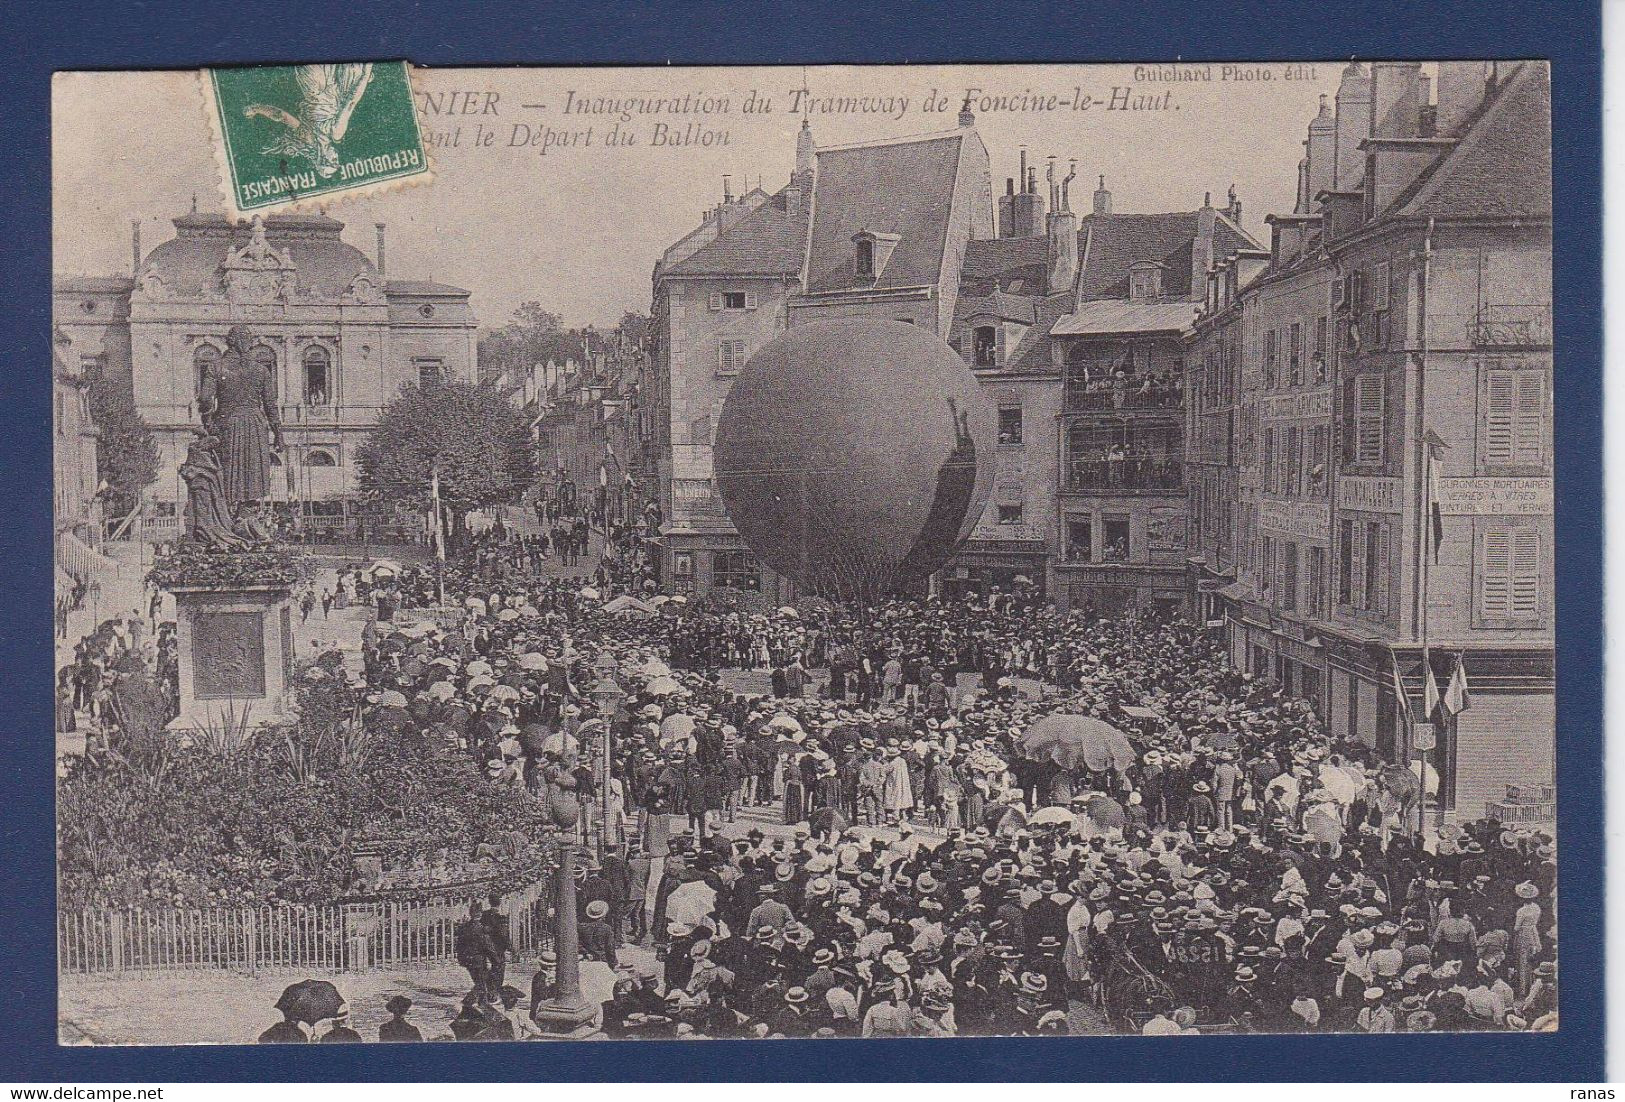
[250,344,278,377]
[973,326,997,367]
[302,346,331,406]
[304,449,338,467]
[193,344,220,395]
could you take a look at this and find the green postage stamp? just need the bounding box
[201,60,431,218]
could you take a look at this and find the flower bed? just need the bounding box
[147,543,317,592]
[57,673,555,910]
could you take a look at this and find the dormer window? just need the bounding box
[852,230,901,283]
[973,326,997,367]
[1129,261,1165,302]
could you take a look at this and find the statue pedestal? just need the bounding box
[167,584,295,734]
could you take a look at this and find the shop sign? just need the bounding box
[1258,500,1330,542]
[1338,476,1402,513]
[1435,477,1552,516]
[1262,389,1331,421]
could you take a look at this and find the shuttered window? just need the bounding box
[1481,526,1542,620]
[1354,374,1386,464]
[1482,366,1546,467]
[717,339,748,375]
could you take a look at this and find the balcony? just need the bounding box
[1469,304,1552,349]
[1062,458,1183,493]
[1063,378,1184,413]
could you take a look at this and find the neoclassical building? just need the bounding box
[54,209,476,537]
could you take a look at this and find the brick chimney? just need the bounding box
[1093,174,1112,215]
[1370,61,1422,139]
[1435,60,1487,135]
[1045,163,1078,294]
[1333,62,1371,189]
[1305,94,1337,209]
[998,147,1045,238]
[1191,192,1217,300]
[375,222,387,275]
[131,220,142,276]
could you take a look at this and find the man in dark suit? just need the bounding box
[480,891,512,997]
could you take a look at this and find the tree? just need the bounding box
[84,361,158,519]
[615,311,650,347]
[355,379,535,547]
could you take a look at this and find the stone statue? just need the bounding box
[198,323,283,509]
[179,431,250,551]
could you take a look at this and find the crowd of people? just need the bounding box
[259,523,1557,1040]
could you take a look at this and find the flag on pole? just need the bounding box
[1423,656,1442,723]
[1423,429,1447,565]
[1443,653,1472,716]
[1389,647,1414,729]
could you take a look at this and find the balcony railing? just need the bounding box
[1063,459,1183,492]
[1063,379,1184,413]
[1469,304,1552,349]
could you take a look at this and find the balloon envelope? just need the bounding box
[714,319,993,601]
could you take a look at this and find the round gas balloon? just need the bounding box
[713,318,994,603]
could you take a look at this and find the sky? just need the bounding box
[53,62,1356,329]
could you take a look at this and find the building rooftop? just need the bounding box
[803,133,969,294]
[1389,61,1551,221]
[662,188,808,278]
[1050,298,1202,337]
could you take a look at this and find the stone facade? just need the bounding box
[1195,61,1555,823]
[54,211,476,539]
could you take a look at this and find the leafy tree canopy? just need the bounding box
[83,361,158,517]
[355,379,535,517]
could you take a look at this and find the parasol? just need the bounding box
[1028,805,1079,829]
[645,676,681,697]
[767,714,803,733]
[1020,714,1136,773]
[808,807,848,836]
[665,880,717,927]
[275,979,345,1025]
[640,657,672,678]
[540,730,579,757]
[777,606,800,618]
[518,604,541,618]
[376,690,408,708]
[372,558,402,576]
[486,684,521,703]
[579,586,601,600]
[1083,794,1127,830]
[667,595,688,605]
[518,652,548,671]
[1119,705,1161,721]
[603,595,657,616]
[426,681,455,702]
[465,660,494,678]
[660,714,697,744]
[1201,731,1240,751]
[496,608,520,622]
[1304,804,1344,844]
[464,596,487,614]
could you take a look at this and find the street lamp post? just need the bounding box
[529,843,597,1036]
[589,654,625,860]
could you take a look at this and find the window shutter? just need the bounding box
[708,292,723,311]
[1481,528,1512,616]
[1350,523,1366,609]
[1356,374,1385,464]
[1483,368,1515,462]
[1375,524,1390,614]
[1513,371,1545,464]
[743,290,758,311]
[1510,529,1540,615]
[1373,263,1391,311]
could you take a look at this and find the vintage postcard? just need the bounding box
[52,60,1554,1045]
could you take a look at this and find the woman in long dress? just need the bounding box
[199,324,282,509]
